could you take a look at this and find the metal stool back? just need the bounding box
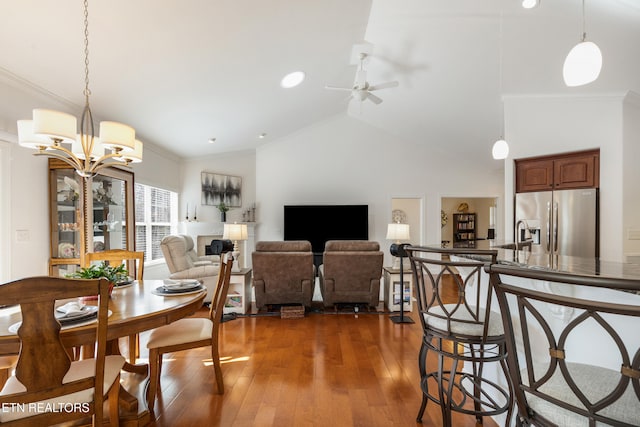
[407,246,512,426]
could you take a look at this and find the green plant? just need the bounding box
[66,261,128,283]
[217,202,229,213]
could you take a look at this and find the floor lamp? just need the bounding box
[386,223,414,324]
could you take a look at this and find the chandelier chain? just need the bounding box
[83,0,91,102]
[581,0,587,42]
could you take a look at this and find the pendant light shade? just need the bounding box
[563,41,602,87]
[492,139,509,160]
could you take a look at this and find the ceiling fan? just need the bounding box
[325,53,399,105]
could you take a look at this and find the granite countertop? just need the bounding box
[418,240,640,294]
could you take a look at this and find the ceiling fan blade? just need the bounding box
[325,85,352,91]
[366,92,383,104]
[368,81,399,91]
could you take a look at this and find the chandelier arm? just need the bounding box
[34,149,84,171]
[88,153,132,175]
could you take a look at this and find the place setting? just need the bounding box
[8,301,111,333]
[151,279,205,296]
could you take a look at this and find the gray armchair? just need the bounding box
[319,240,384,308]
[251,241,315,309]
[160,234,220,303]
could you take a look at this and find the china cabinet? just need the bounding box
[48,159,135,276]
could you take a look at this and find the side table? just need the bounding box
[383,267,414,312]
[224,268,253,314]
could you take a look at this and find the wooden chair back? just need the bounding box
[209,253,234,328]
[0,276,111,425]
[85,249,144,280]
[486,264,640,426]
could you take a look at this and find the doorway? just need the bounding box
[441,197,497,245]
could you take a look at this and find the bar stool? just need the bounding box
[406,246,512,426]
[486,264,640,426]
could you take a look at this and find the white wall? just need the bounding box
[256,114,504,266]
[623,93,640,258]
[179,150,256,225]
[502,93,636,262]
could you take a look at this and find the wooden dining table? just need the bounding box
[0,279,206,427]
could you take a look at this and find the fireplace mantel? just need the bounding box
[179,221,258,269]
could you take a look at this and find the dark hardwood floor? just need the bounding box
[123,276,499,427]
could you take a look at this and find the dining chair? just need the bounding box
[486,263,640,426]
[145,253,233,413]
[406,246,512,426]
[86,249,144,364]
[0,276,125,426]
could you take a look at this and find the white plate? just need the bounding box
[55,305,98,321]
[152,286,205,297]
[9,310,112,334]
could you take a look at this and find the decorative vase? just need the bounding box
[221,211,226,222]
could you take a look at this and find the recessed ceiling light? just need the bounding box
[258,133,267,139]
[208,138,216,144]
[280,71,305,88]
[522,0,539,9]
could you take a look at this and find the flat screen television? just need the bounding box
[284,205,368,253]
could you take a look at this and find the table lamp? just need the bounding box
[386,223,414,324]
[222,222,248,272]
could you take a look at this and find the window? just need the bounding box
[134,183,178,262]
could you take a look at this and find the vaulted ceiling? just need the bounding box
[1,0,639,171]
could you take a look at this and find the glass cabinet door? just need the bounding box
[88,171,134,253]
[49,165,83,276]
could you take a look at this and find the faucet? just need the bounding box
[515,219,531,249]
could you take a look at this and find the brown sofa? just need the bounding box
[251,241,315,309]
[319,240,384,308]
[160,234,220,303]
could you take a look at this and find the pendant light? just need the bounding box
[492,12,509,160]
[563,0,602,87]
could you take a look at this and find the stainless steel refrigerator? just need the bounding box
[515,188,599,258]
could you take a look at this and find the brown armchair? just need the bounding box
[251,241,315,309]
[319,240,384,308]
[160,234,220,303]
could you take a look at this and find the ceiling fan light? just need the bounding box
[280,71,305,88]
[522,0,539,9]
[563,41,602,87]
[492,139,509,160]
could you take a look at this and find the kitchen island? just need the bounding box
[412,241,640,426]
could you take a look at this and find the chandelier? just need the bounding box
[16,0,142,178]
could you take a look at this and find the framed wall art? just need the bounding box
[201,172,242,207]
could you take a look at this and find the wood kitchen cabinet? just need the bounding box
[515,149,599,193]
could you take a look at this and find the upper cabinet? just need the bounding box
[515,149,599,193]
[48,159,135,276]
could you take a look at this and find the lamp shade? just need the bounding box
[386,223,410,242]
[223,223,248,241]
[492,139,509,160]
[33,109,77,142]
[73,134,105,160]
[17,120,53,149]
[120,139,143,163]
[99,121,136,151]
[563,41,602,87]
